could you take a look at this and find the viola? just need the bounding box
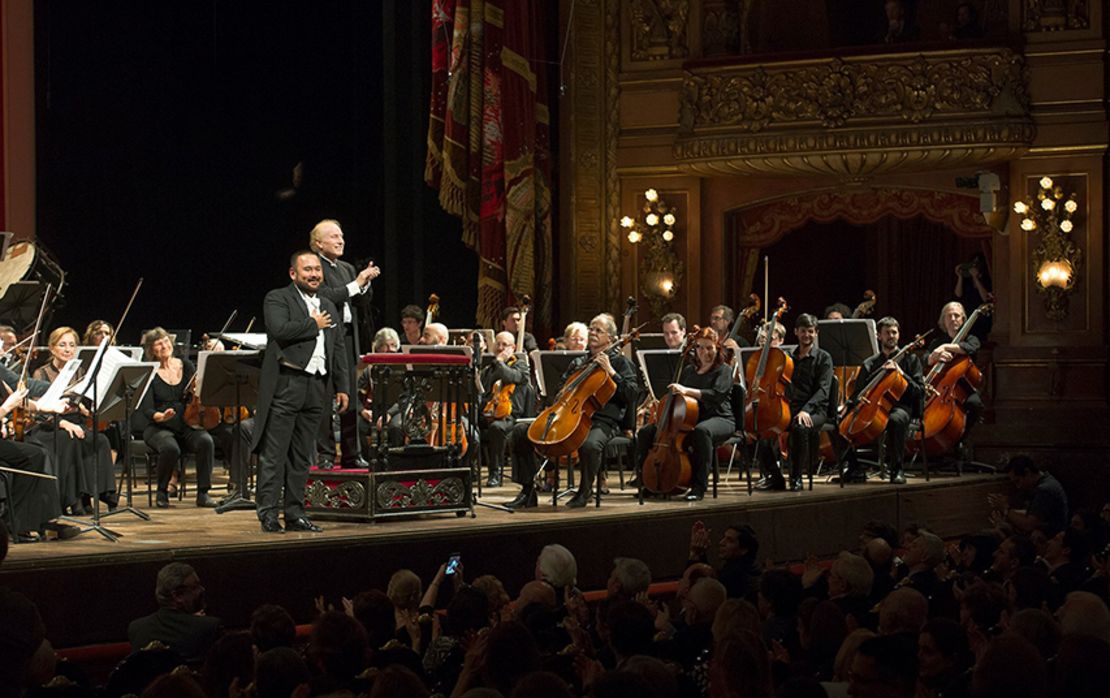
[743,298,793,439]
[483,294,532,421]
[641,334,698,494]
[912,303,993,456]
[838,331,931,448]
[528,324,642,460]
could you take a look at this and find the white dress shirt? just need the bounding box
[321,255,368,325]
[297,288,328,376]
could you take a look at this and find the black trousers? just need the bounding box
[787,414,829,482]
[0,439,61,534]
[143,426,214,494]
[885,407,912,470]
[637,416,734,493]
[508,420,535,486]
[575,420,619,495]
[481,418,515,476]
[257,369,326,521]
[210,418,255,493]
[962,391,983,441]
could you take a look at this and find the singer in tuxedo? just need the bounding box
[252,250,350,533]
[309,219,380,468]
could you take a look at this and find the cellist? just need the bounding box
[635,327,734,501]
[924,301,983,450]
[780,314,834,492]
[478,331,532,487]
[843,317,924,484]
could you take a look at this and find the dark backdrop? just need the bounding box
[34,0,478,344]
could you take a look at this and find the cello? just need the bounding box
[913,303,993,456]
[527,323,643,460]
[838,330,931,448]
[743,298,793,439]
[641,332,698,494]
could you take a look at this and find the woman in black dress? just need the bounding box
[137,327,217,508]
[636,326,736,501]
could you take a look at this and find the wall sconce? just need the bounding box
[622,188,683,317]
[1014,176,1081,320]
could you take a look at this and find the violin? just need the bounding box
[912,303,993,456]
[838,330,931,448]
[483,294,531,421]
[641,331,699,494]
[6,285,54,441]
[743,298,793,439]
[528,318,643,460]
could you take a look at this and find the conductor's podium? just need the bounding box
[305,352,474,522]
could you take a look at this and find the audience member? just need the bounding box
[127,563,222,664]
[249,604,296,652]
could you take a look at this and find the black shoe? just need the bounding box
[789,479,803,492]
[195,493,218,508]
[68,502,87,516]
[755,477,786,492]
[344,457,371,470]
[44,521,80,540]
[101,492,120,512]
[891,470,907,485]
[285,517,323,532]
[486,474,503,488]
[565,490,592,509]
[628,476,643,489]
[842,469,868,483]
[260,517,283,533]
[315,454,336,470]
[684,489,705,501]
[506,487,538,510]
[156,491,170,509]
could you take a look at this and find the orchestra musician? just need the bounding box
[661,313,687,350]
[780,314,833,492]
[562,322,588,351]
[0,325,22,370]
[82,320,115,346]
[357,327,401,447]
[752,320,789,490]
[30,326,118,515]
[823,304,852,320]
[709,305,749,349]
[478,331,532,487]
[636,327,735,501]
[136,328,218,509]
[925,301,984,451]
[309,219,380,470]
[252,250,350,533]
[501,307,538,353]
[845,316,924,484]
[0,385,80,541]
[557,314,637,508]
[399,305,424,346]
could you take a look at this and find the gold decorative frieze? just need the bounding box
[674,48,1034,177]
[629,0,690,61]
[1023,0,1089,31]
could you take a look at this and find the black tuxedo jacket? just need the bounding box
[251,283,350,451]
[318,256,371,358]
[127,607,222,663]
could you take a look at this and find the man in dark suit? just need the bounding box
[309,219,380,469]
[128,562,221,663]
[252,250,350,533]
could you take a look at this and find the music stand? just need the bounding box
[194,351,263,513]
[95,362,158,527]
[0,281,47,330]
[816,319,877,404]
[634,333,669,351]
[636,349,683,401]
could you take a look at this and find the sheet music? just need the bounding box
[35,358,82,413]
[68,339,142,408]
[219,332,268,351]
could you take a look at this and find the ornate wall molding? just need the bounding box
[675,48,1034,177]
[628,0,690,61]
[1023,0,1090,31]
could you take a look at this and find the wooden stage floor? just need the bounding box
[1,470,1002,648]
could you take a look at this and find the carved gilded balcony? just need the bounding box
[674,47,1034,177]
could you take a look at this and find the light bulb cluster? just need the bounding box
[1014,175,1081,294]
[623,189,677,245]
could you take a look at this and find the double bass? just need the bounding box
[913,303,993,456]
[527,323,642,460]
[641,333,698,494]
[743,299,793,439]
[838,331,931,448]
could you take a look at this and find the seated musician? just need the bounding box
[82,320,115,346]
[562,322,588,351]
[479,332,532,487]
[709,305,750,349]
[635,327,735,501]
[844,316,923,484]
[0,324,23,370]
[136,328,217,508]
[778,314,833,491]
[0,386,80,541]
[925,301,983,451]
[501,307,538,353]
[824,304,852,320]
[661,313,687,350]
[29,327,118,515]
[399,305,424,346]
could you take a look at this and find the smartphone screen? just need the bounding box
[445,553,461,575]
